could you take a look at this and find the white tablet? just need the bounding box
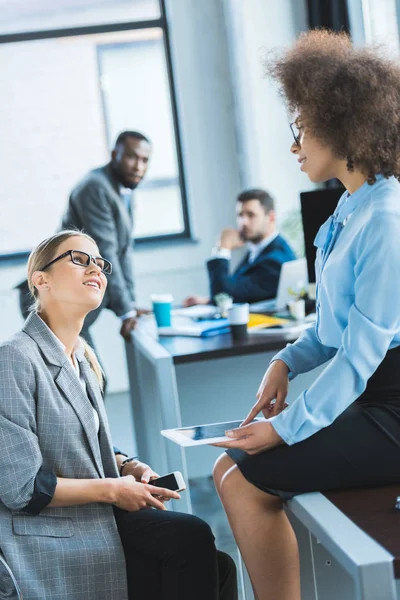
[161,419,263,447]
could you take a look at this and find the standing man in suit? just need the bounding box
[183,189,296,306]
[61,130,152,347]
[17,131,151,349]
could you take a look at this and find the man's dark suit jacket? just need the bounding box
[207,234,296,304]
[61,163,135,329]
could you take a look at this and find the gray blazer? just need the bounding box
[0,313,128,600]
[62,164,135,327]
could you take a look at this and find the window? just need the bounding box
[360,0,400,54]
[0,0,160,34]
[0,0,189,259]
[98,30,185,238]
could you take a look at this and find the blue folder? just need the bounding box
[157,318,230,337]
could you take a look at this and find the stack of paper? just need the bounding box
[248,321,312,336]
[158,316,230,337]
[248,313,316,336]
[172,305,219,320]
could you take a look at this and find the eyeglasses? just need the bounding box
[289,121,303,146]
[39,250,112,275]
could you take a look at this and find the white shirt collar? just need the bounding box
[119,184,132,196]
[46,326,85,364]
[247,231,279,263]
[45,323,99,432]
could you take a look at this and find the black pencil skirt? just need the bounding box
[227,346,400,500]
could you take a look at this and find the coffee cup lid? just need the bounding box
[151,293,173,303]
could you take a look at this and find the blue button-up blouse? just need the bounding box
[269,175,400,445]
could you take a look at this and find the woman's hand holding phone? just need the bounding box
[119,458,159,483]
[112,475,180,512]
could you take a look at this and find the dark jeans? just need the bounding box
[114,507,238,600]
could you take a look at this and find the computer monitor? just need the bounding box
[300,187,344,283]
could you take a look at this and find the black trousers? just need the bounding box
[114,507,238,600]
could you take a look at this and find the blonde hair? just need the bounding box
[27,230,104,389]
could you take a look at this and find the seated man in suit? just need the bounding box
[183,188,296,306]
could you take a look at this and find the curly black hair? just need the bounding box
[266,29,400,183]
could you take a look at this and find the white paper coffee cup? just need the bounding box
[227,303,250,325]
[288,299,305,321]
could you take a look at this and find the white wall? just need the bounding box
[230,0,312,221]
[0,0,310,393]
[0,0,241,393]
[0,35,108,255]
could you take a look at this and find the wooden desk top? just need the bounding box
[324,485,400,577]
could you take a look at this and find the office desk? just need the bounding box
[287,487,400,600]
[126,321,325,513]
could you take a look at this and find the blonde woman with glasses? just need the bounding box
[0,230,237,600]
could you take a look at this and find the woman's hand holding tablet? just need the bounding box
[212,420,284,454]
[161,419,261,447]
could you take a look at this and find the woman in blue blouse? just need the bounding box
[213,30,400,599]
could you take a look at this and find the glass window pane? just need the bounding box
[134,184,183,238]
[0,0,161,35]
[98,28,185,239]
[363,0,400,54]
[0,27,185,257]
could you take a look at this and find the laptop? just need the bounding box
[250,258,308,313]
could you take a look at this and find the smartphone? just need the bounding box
[149,471,186,493]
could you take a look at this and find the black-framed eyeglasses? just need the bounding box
[39,250,112,275]
[289,121,302,146]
